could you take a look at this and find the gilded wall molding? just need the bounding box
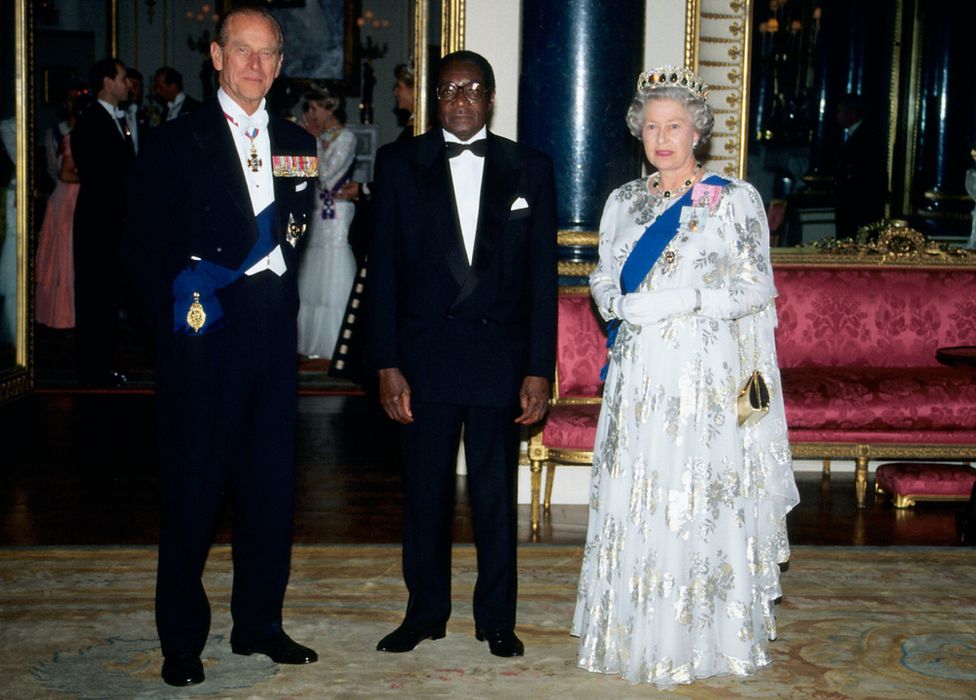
[685,0,751,179]
[415,1,465,137]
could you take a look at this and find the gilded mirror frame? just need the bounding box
[0,0,32,403]
[684,0,976,266]
[413,0,465,137]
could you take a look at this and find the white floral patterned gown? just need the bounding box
[297,126,357,359]
[571,173,799,687]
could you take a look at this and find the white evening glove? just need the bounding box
[617,289,697,325]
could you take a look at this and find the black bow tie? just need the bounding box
[445,140,487,158]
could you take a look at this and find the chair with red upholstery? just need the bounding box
[528,288,606,532]
[775,263,976,506]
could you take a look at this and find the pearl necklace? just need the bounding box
[651,162,702,199]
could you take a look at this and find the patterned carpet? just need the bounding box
[1,545,974,699]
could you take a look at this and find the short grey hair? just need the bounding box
[625,86,714,145]
[216,7,285,55]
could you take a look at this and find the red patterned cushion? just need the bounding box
[556,293,607,399]
[875,462,976,497]
[781,366,976,432]
[774,266,976,368]
[541,403,601,451]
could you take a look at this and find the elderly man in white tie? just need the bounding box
[125,7,318,687]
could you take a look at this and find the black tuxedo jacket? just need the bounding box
[72,102,135,238]
[834,120,888,236]
[124,97,316,333]
[366,129,557,407]
[174,95,202,119]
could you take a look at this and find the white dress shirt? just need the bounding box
[97,99,127,138]
[217,88,285,277]
[125,103,140,154]
[444,125,487,264]
[166,92,187,121]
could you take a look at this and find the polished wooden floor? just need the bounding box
[0,390,966,547]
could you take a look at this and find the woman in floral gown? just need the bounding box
[572,66,799,688]
[296,87,357,360]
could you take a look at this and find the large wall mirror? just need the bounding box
[0,0,31,403]
[688,0,976,255]
[11,0,460,394]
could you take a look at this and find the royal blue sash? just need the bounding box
[172,202,279,334]
[600,175,729,380]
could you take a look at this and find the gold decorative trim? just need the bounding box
[794,220,976,266]
[553,397,602,406]
[558,261,596,277]
[558,230,599,247]
[876,485,971,509]
[923,190,973,202]
[413,0,429,137]
[441,0,465,54]
[687,0,750,178]
[684,0,700,69]
[1,0,34,403]
[546,448,595,465]
[415,0,464,136]
[559,285,590,296]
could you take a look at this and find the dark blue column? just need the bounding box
[518,0,645,233]
[912,1,976,237]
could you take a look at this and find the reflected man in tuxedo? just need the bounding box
[154,66,202,122]
[71,57,134,386]
[125,7,317,687]
[367,50,557,658]
[834,93,888,239]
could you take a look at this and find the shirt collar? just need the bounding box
[218,88,267,126]
[97,99,122,119]
[167,92,186,110]
[443,125,487,145]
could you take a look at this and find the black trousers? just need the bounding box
[154,272,297,658]
[73,220,122,380]
[399,400,521,633]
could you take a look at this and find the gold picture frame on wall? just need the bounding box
[0,0,32,404]
[412,0,465,137]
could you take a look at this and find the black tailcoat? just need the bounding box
[71,101,135,378]
[124,97,315,657]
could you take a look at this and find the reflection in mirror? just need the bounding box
[746,0,976,248]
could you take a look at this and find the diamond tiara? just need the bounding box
[636,66,709,99]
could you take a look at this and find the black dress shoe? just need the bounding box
[376,623,447,653]
[475,628,524,657]
[161,655,204,686]
[231,631,318,664]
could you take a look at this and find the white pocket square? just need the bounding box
[295,181,308,192]
[510,197,529,211]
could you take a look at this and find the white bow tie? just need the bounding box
[232,109,269,136]
[114,108,127,120]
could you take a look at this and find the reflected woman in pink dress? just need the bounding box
[36,85,91,329]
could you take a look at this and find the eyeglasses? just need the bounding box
[435,81,487,103]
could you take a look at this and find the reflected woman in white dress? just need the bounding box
[572,66,799,688]
[297,87,357,360]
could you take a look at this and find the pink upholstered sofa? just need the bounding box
[528,263,976,530]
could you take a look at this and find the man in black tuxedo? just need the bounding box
[124,7,317,687]
[71,57,135,387]
[834,93,888,239]
[367,50,557,658]
[122,68,150,154]
[154,66,202,122]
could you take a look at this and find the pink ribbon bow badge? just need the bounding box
[691,183,723,214]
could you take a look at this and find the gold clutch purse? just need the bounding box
[737,369,770,426]
[737,312,771,427]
